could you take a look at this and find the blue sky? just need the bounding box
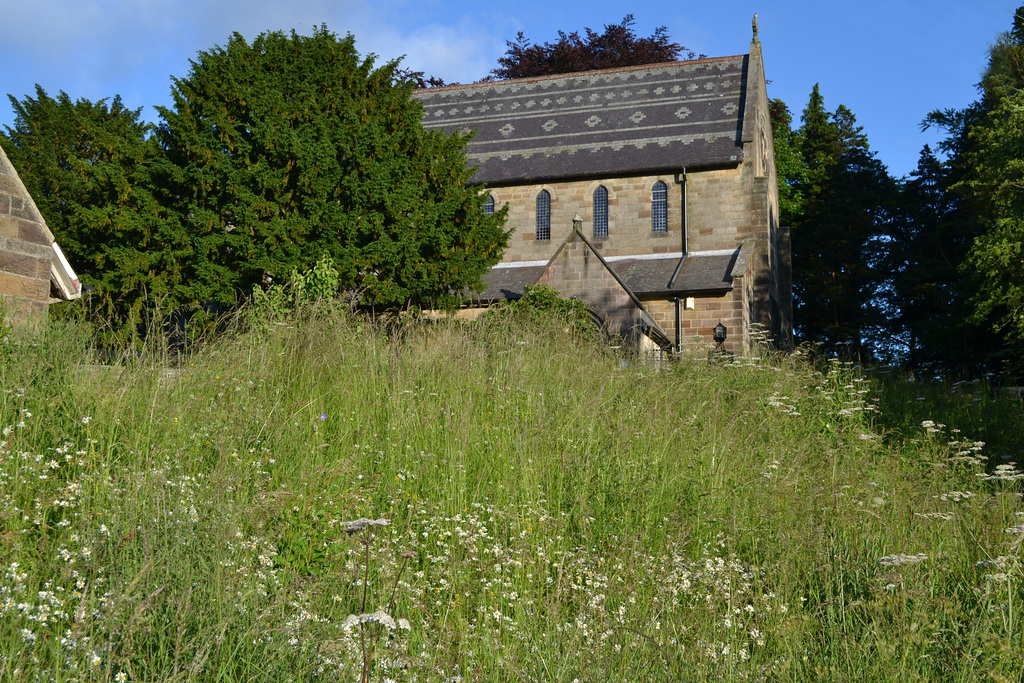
[2,0,1017,178]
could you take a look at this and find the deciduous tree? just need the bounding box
[961,91,1024,362]
[768,98,809,225]
[490,15,696,80]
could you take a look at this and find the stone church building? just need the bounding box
[0,145,81,326]
[415,22,791,354]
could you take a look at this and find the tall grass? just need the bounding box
[1,308,1022,681]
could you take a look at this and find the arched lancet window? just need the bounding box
[593,186,608,237]
[651,181,668,233]
[483,195,495,215]
[536,190,551,240]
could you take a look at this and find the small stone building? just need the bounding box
[0,145,81,327]
[415,21,791,354]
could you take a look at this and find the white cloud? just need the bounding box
[2,0,504,126]
[360,19,505,84]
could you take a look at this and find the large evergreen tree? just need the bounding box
[918,5,1024,379]
[788,85,895,356]
[880,146,989,370]
[156,26,509,310]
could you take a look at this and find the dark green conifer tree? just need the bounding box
[156,26,509,310]
[881,147,990,371]
[788,85,895,356]
[0,87,188,338]
[920,5,1024,379]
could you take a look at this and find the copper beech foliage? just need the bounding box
[490,15,697,80]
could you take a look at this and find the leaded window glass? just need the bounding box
[652,181,668,233]
[593,186,608,237]
[536,190,551,240]
[483,195,495,215]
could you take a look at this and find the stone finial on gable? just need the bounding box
[752,13,759,41]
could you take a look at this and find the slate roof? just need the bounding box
[472,250,738,303]
[614,251,738,295]
[474,263,547,301]
[414,56,749,185]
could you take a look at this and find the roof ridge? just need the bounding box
[414,55,748,94]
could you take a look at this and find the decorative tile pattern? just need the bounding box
[415,56,749,184]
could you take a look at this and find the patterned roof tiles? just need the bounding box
[415,56,749,185]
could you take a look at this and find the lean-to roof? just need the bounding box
[473,249,739,303]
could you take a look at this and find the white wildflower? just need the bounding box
[343,610,401,630]
[341,518,390,533]
[976,556,1010,569]
[878,553,928,566]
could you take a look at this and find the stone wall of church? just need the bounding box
[485,161,771,353]
[0,149,54,326]
[686,168,761,252]
[491,174,682,262]
[536,236,645,341]
[489,165,764,264]
[641,289,746,356]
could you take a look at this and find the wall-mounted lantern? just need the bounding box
[708,320,729,364]
[713,321,727,348]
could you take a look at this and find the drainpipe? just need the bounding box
[674,297,682,355]
[668,168,688,288]
[670,169,688,356]
[681,167,688,256]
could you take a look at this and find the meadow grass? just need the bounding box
[1,307,1023,681]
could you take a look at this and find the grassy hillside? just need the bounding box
[1,309,1023,681]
